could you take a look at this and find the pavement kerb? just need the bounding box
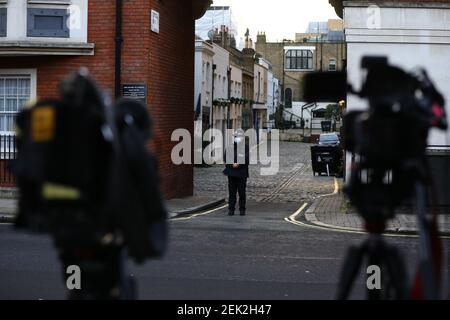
[0,198,227,224]
[0,214,15,224]
[168,198,226,219]
[300,193,450,238]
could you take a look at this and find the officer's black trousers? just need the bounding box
[228,176,247,212]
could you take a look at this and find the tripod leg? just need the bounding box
[336,245,365,300]
[415,182,439,299]
[383,245,409,300]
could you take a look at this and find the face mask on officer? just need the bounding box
[234,137,243,144]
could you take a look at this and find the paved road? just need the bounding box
[1,141,449,299]
[194,141,335,203]
[1,201,445,300]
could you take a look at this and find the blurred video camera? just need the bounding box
[13,69,168,263]
[304,56,447,219]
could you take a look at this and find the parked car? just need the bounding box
[311,133,343,177]
[318,132,340,146]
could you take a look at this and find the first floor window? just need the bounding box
[285,50,313,70]
[0,73,34,133]
[285,88,293,108]
[27,8,70,38]
[0,8,6,37]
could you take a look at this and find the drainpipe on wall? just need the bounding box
[227,66,231,130]
[211,64,216,130]
[115,0,123,98]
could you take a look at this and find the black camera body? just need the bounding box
[345,57,443,166]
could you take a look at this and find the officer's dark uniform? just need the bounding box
[223,138,250,216]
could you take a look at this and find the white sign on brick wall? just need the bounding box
[151,10,160,34]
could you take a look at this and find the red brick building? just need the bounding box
[0,0,212,198]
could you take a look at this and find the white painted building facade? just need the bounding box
[266,68,281,130]
[194,39,214,140]
[229,61,243,130]
[253,57,268,130]
[0,0,92,55]
[267,69,274,129]
[211,43,230,133]
[342,1,450,191]
[344,2,450,148]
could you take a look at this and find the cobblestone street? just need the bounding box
[194,141,336,203]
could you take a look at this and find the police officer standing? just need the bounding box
[223,130,250,216]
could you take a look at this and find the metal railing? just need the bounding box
[0,134,17,186]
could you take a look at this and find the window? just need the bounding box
[206,62,211,88]
[0,71,36,134]
[27,8,70,38]
[27,1,71,3]
[0,8,6,37]
[329,59,337,71]
[285,50,313,70]
[202,62,205,81]
[285,88,292,108]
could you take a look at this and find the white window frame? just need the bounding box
[0,69,37,135]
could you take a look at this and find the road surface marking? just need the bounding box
[287,203,308,221]
[317,176,339,198]
[285,202,450,239]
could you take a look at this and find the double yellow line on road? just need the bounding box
[285,177,450,239]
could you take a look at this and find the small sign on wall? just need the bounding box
[151,10,160,34]
[122,84,147,104]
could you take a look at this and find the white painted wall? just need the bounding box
[273,77,280,109]
[344,4,450,147]
[4,0,88,43]
[212,43,229,100]
[267,72,280,130]
[253,62,267,107]
[230,63,242,99]
[194,40,214,140]
[267,70,274,113]
[286,102,335,123]
[194,40,214,110]
[194,41,203,112]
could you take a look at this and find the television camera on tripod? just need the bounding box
[304,56,448,300]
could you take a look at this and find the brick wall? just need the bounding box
[0,0,195,199]
[146,0,195,199]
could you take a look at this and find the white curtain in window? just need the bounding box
[0,76,31,132]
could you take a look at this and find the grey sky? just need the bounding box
[212,0,340,43]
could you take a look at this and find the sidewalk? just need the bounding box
[0,196,226,223]
[303,189,450,236]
